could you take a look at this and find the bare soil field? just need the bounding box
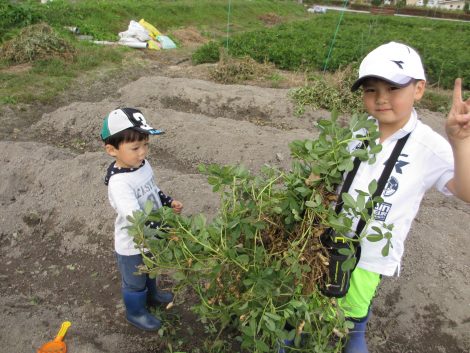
[0,50,469,353]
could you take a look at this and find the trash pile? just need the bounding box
[116,19,177,50]
[69,19,177,50]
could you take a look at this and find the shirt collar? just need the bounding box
[379,108,418,143]
[376,108,418,144]
[104,160,146,185]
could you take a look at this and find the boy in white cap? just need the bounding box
[101,107,183,331]
[338,41,470,352]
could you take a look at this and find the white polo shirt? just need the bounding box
[346,110,454,276]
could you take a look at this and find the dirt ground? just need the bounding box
[0,48,469,353]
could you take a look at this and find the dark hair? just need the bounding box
[103,128,149,149]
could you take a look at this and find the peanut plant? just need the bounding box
[127,113,392,352]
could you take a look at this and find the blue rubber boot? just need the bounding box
[146,276,174,306]
[344,313,370,353]
[277,339,294,353]
[122,288,162,331]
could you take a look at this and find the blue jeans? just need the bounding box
[115,253,147,291]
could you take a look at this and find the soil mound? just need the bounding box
[1,74,469,353]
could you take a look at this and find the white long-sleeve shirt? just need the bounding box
[106,160,171,255]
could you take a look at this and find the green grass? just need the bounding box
[0,41,127,105]
[1,0,308,42]
[0,0,309,107]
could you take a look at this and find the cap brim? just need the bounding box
[351,75,413,92]
[134,127,164,135]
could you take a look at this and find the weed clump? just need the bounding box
[0,23,75,64]
[258,12,283,26]
[290,65,364,115]
[210,54,275,84]
[192,41,220,65]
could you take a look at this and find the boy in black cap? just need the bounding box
[338,42,470,352]
[101,107,183,331]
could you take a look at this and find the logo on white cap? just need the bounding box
[351,42,426,91]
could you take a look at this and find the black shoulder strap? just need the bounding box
[336,133,411,238]
[355,133,410,237]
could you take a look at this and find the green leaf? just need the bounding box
[369,144,382,154]
[265,312,282,321]
[341,193,356,209]
[144,200,153,215]
[341,158,355,172]
[305,140,313,151]
[263,316,276,332]
[237,254,250,265]
[371,226,382,234]
[172,272,186,281]
[338,247,353,256]
[142,257,152,268]
[351,149,368,160]
[341,257,357,271]
[381,241,391,257]
[305,200,318,208]
[290,300,304,309]
[356,194,366,212]
[368,180,378,195]
[255,339,270,352]
[366,234,383,242]
[193,214,206,231]
[241,325,254,337]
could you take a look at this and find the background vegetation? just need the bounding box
[194,11,470,90]
[0,0,307,105]
[0,0,468,111]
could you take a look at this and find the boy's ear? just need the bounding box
[414,80,426,101]
[105,144,118,157]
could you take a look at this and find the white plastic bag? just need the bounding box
[118,20,151,42]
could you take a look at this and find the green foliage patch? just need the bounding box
[0,0,43,42]
[192,41,221,65]
[194,12,470,90]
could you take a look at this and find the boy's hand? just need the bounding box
[171,200,183,214]
[446,78,470,144]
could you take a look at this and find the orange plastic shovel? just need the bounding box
[37,321,71,353]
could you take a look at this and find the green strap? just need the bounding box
[225,0,232,50]
[323,0,349,73]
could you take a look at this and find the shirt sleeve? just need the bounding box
[424,135,454,196]
[158,190,173,207]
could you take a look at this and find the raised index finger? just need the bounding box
[452,78,463,106]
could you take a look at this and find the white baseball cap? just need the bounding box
[100,107,164,140]
[351,41,426,92]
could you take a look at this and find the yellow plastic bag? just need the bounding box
[139,19,160,39]
[147,39,161,50]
